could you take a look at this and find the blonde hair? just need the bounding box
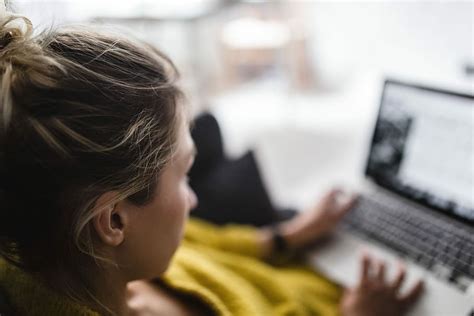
[0,8,183,307]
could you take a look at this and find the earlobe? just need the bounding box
[92,193,125,247]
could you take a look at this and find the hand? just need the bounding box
[340,254,424,316]
[279,188,357,250]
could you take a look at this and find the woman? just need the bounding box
[0,8,423,316]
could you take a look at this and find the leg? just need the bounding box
[189,113,296,226]
[189,112,226,179]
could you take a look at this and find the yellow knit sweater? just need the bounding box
[0,218,342,315]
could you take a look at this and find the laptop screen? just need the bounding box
[366,80,474,224]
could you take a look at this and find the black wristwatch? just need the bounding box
[271,225,289,253]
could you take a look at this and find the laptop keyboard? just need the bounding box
[342,193,474,285]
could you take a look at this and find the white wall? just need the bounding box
[303,1,473,92]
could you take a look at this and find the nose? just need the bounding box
[189,188,198,211]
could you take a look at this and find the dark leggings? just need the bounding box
[189,113,296,227]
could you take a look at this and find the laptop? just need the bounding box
[309,79,474,316]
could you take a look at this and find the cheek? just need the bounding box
[177,177,198,211]
[188,186,198,210]
[167,182,193,220]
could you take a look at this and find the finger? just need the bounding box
[399,279,424,307]
[391,263,406,291]
[323,189,341,207]
[328,188,342,197]
[375,260,386,282]
[359,253,372,285]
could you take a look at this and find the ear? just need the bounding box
[92,192,129,247]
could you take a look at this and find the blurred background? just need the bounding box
[16,0,474,210]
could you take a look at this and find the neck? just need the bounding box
[88,266,129,316]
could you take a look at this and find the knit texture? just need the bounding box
[0,260,98,315]
[0,218,342,315]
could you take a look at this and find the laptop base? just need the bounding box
[308,231,474,316]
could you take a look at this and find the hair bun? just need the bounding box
[0,30,13,49]
[0,0,33,53]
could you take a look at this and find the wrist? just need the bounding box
[270,225,290,253]
[258,223,299,258]
[276,221,305,251]
[259,219,314,257]
[257,228,275,258]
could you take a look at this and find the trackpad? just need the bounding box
[308,233,368,288]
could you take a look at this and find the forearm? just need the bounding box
[258,189,357,259]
